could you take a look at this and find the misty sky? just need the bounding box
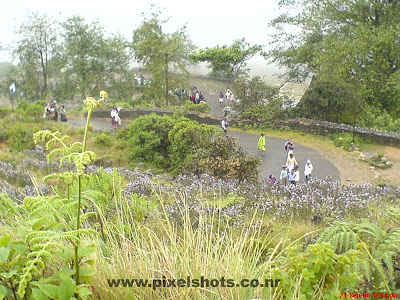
[0,0,285,80]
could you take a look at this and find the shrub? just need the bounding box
[4,123,39,151]
[330,133,363,151]
[16,100,43,122]
[234,100,285,129]
[124,114,259,181]
[184,136,260,182]
[0,106,11,118]
[358,105,400,133]
[183,100,211,114]
[168,119,220,174]
[94,133,113,147]
[368,151,392,169]
[125,114,176,169]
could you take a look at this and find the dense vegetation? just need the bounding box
[1,115,400,298]
[266,0,400,128]
[2,1,400,298]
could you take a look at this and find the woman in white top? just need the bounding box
[304,159,313,183]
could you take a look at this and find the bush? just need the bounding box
[125,114,177,169]
[16,100,44,122]
[330,133,363,151]
[0,106,11,118]
[124,114,259,181]
[183,101,211,114]
[4,123,39,151]
[184,136,261,182]
[358,105,400,133]
[234,100,285,129]
[368,151,392,169]
[94,133,113,147]
[168,119,219,174]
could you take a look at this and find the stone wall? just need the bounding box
[276,118,400,147]
[91,108,222,126]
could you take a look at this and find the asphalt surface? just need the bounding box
[68,91,341,181]
[203,90,340,181]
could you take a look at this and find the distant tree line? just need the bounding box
[0,8,262,107]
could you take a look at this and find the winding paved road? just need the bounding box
[69,90,340,181]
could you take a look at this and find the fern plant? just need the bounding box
[0,96,104,300]
[317,208,400,292]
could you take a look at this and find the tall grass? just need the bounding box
[90,189,287,300]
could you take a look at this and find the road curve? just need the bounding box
[68,91,340,181]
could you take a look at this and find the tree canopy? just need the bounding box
[13,12,59,100]
[267,0,400,115]
[132,10,195,106]
[190,38,262,81]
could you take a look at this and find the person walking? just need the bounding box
[304,159,313,183]
[60,106,67,122]
[221,117,228,135]
[219,91,224,106]
[258,133,266,156]
[280,165,288,185]
[286,150,298,173]
[284,138,294,160]
[288,168,296,185]
[294,165,300,184]
[111,106,121,129]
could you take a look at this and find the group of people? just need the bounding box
[218,89,236,107]
[190,90,205,104]
[44,101,67,122]
[258,136,314,185]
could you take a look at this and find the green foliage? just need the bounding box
[234,100,285,130]
[124,114,258,181]
[368,151,392,169]
[130,194,158,222]
[183,100,210,113]
[62,15,132,98]
[190,38,262,82]
[274,243,362,299]
[184,136,260,182]
[298,77,362,123]
[267,0,400,117]
[358,105,400,133]
[1,123,41,152]
[13,12,59,100]
[126,114,176,169]
[94,133,113,147]
[233,75,279,111]
[330,133,363,151]
[317,212,400,291]
[0,107,11,118]
[132,8,195,106]
[168,119,219,174]
[16,100,43,122]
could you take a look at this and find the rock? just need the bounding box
[386,161,391,166]
[374,173,381,179]
[347,178,351,181]
[370,166,375,170]
[381,157,388,162]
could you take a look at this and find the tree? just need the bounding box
[190,38,262,82]
[132,10,195,106]
[267,0,400,115]
[62,16,131,98]
[233,75,279,111]
[297,77,362,123]
[13,12,59,100]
